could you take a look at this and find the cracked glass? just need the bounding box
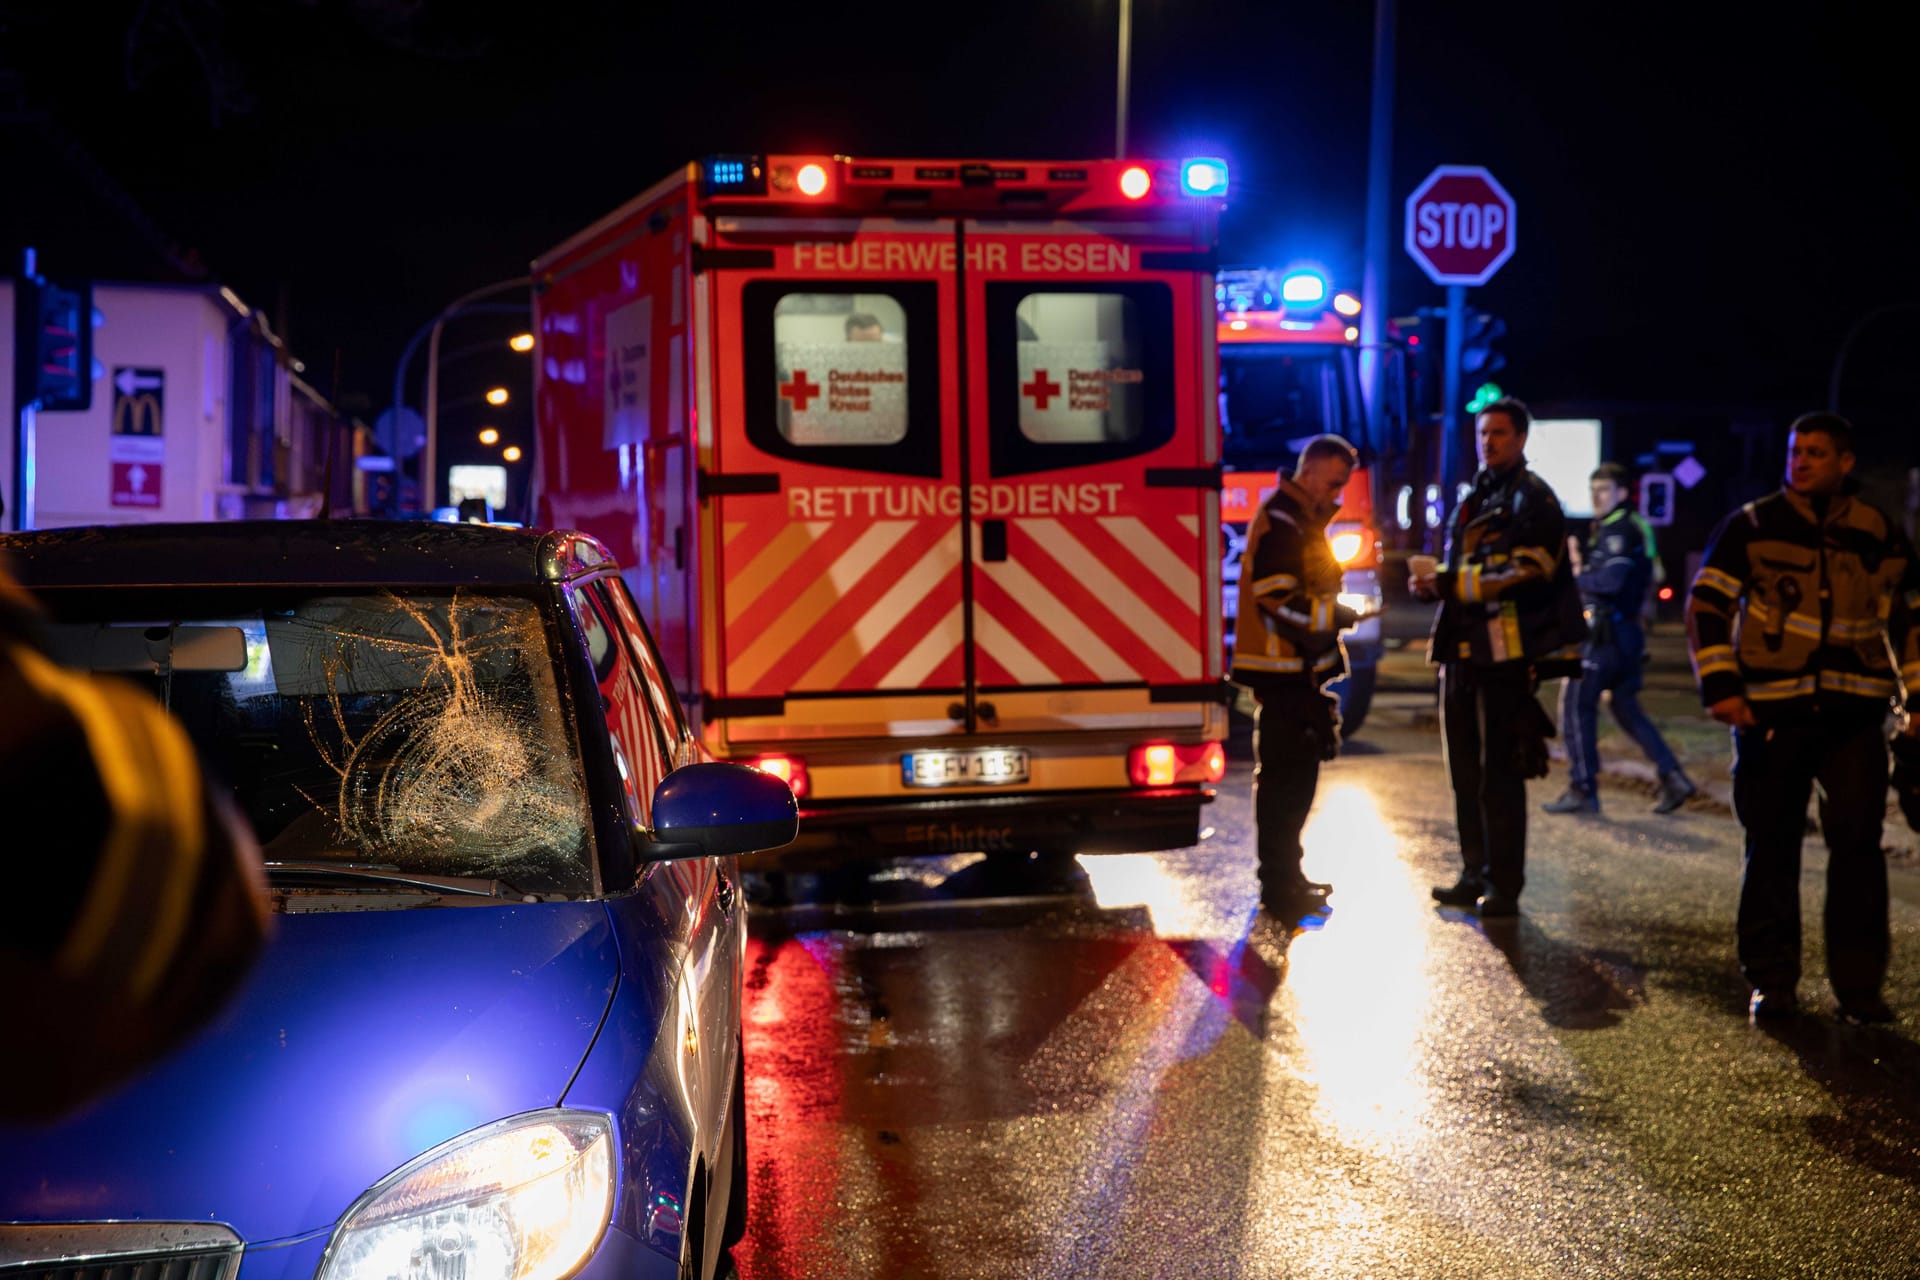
[42,588,593,896]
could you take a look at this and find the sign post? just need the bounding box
[1404,165,1517,502]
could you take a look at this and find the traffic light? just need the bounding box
[1641,473,1675,526]
[12,273,95,412]
[1465,381,1505,414]
[1460,313,1506,378]
[1395,315,1440,417]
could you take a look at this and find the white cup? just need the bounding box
[1409,554,1438,578]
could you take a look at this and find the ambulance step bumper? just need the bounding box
[761,786,1212,865]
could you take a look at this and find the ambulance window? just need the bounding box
[770,293,909,446]
[986,282,1176,477]
[744,281,940,478]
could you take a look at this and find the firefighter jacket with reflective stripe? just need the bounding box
[1427,462,1587,675]
[1232,477,1355,694]
[1686,483,1920,720]
[1577,507,1657,648]
[0,572,269,1121]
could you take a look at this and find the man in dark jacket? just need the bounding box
[1687,412,1920,1024]
[1231,434,1361,918]
[1411,398,1586,917]
[1545,462,1697,815]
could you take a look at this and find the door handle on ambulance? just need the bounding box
[980,520,1008,562]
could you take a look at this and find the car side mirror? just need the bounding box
[641,762,797,861]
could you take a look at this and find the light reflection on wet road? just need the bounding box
[733,716,1920,1279]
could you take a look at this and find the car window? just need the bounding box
[601,576,692,751]
[40,588,594,896]
[570,582,676,828]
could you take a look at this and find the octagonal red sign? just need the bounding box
[1404,165,1516,286]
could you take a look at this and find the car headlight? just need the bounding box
[317,1110,613,1280]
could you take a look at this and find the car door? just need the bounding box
[704,218,964,742]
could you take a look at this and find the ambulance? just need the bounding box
[531,155,1233,863]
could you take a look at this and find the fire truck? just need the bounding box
[1215,266,1393,733]
[532,155,1233,864]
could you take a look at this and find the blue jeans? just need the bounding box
[1558,625,1680,790]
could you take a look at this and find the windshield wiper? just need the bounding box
[263,861,513,898]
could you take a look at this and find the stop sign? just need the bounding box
[1404,165,1517,286]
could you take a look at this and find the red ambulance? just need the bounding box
[532,155,1231,863]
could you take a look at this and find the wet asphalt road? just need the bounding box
[731,699,1920,1279]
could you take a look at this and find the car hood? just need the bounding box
[0,902,618,1243]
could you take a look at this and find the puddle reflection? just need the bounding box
[1282,783,1433,1148]
[1080,853,1215,937]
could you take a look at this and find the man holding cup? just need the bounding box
[1411,398,1587,917]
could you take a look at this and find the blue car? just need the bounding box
[0,522,795,1280]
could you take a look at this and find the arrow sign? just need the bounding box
[114,367,164,396]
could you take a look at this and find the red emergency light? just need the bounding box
[740,753,809,800]
[1128,741,1226,787]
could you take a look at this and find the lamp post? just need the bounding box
[424,277,531,511]
[388,277,530,513]
[1828,301,1920,413]
[1115,0,1132,156]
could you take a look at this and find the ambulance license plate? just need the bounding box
[901,747,1030,788]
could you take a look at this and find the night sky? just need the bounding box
[4,1,1917,458]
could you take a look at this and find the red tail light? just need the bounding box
[739,754,809,800]
[1128,741,1226,787]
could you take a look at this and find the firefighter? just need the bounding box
[0,561,269,1119]
[1411,398,1587,917]
[1231,434,1362,918]
[1545,462,1697,815]
[1686,413,1920,1024]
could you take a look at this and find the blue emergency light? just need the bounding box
[1279,269,1327,306]
[702,155,767,196]
[1180,157,1230,197]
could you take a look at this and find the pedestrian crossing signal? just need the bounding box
[12,274,94,412]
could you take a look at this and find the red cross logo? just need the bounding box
[780,370,821,412]
[1021,369,1062,410]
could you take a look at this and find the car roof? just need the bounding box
[0,520,618,589]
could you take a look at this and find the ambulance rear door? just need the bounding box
[702,216,965,745]
[959,218,1224,736]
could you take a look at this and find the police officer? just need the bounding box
[1687,413,1920,1024]
[1411,398,1586,917]
[1,561,269,1119]
[1545,462,1697,815]
[1231,434,1362,918]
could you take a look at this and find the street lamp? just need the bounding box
[478,427,500,446]
[509,333,535,353]
[485,387,510,406]
[502,445,523,463]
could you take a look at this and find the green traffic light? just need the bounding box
[1465,381,1504,413]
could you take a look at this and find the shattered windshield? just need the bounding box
[40,588,593,897]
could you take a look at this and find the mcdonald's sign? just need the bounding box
[112,366,166,438]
